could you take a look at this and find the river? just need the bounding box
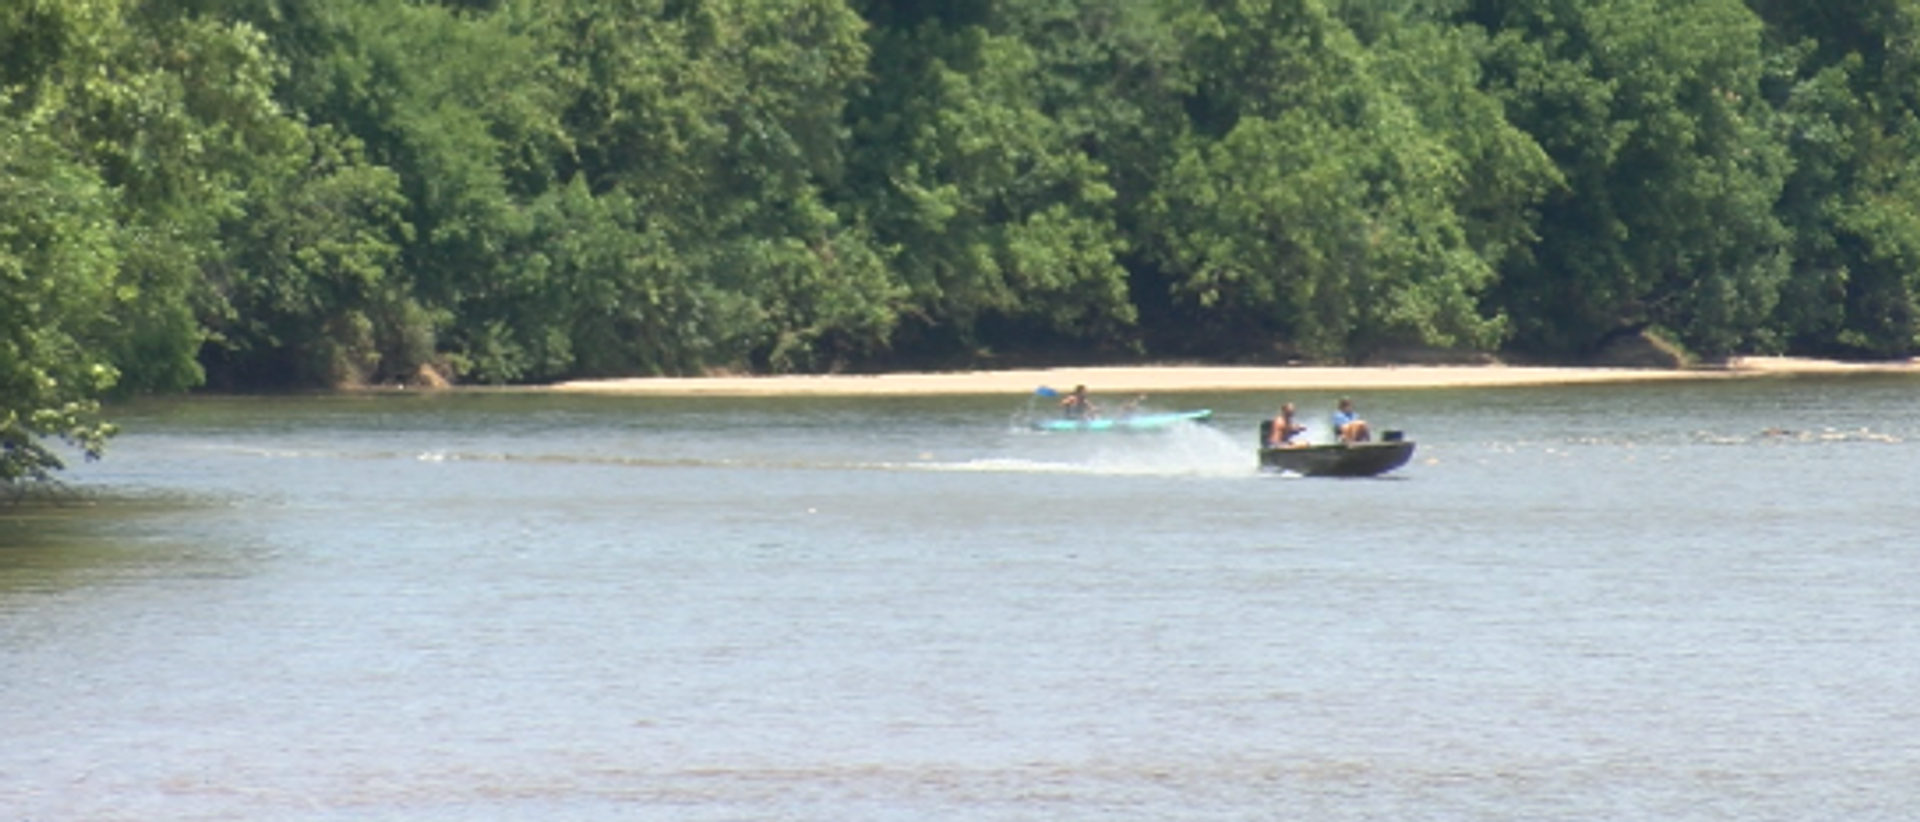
[4,376,1918,820]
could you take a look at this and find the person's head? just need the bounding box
[1338,397,1354,411]
[1072,384,1086,395]
[1281,402,1295,417]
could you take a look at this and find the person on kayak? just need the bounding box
[1269,402,1307,447]
[1332,397,1371,443]
[1060,385,1098,420]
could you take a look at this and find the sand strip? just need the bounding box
[545,357,1918,397]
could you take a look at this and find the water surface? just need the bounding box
[4,377,1918,820]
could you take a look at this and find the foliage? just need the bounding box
[1145,0,1520,360]
[0,109,122,483]
[205,127,419,387]
[1470,0,1790,357]
[10,0,1920,485]
[1756,0,1920,356]
[846,7,1134,358]
[544,0,892,375]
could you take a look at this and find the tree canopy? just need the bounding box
[7,0,1920,482]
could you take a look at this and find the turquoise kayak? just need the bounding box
[1030,409,1213,432]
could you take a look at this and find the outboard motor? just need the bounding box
[1257,420,1274,448]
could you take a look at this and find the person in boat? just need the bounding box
[1332,397,1371,443]
[1060,385,1098,420]
[1269,402,1307,448]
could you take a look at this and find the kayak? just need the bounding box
[1030,409,1214,432]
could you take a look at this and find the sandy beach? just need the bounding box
[548,356,1920,397]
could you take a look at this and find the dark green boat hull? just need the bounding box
[1258,441,1416,477]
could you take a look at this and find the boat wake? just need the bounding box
[188,420,1262,478]
[927,423,1254,477]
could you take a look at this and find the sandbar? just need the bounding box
[547,356,1920,397]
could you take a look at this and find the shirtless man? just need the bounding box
[1060,385,1098,420]
[1269,402,1307,448]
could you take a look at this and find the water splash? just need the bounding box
[928,422,1256,477]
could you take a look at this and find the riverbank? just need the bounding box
[547,356,1920,397]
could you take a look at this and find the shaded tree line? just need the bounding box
[6,0,1920,481]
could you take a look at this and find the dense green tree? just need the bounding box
[1470,0,1791,358]
[1341,2,1557,303]
[1143,0,1522,360]
[546,0,894,374]
[207,0,559,384]
[323,0,553,382]
[0,114,123,484]
[2,0,267,481]
[202,127,420,387]
[847,6,1135,360]
[1756,0,1920,357]
[980,0,1202,356]
[9,0,231,395]
[16,0,1920,488]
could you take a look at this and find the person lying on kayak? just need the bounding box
[1060,385,1098,420]
[1269,402,1307,447]
[1332,397,1371,443]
